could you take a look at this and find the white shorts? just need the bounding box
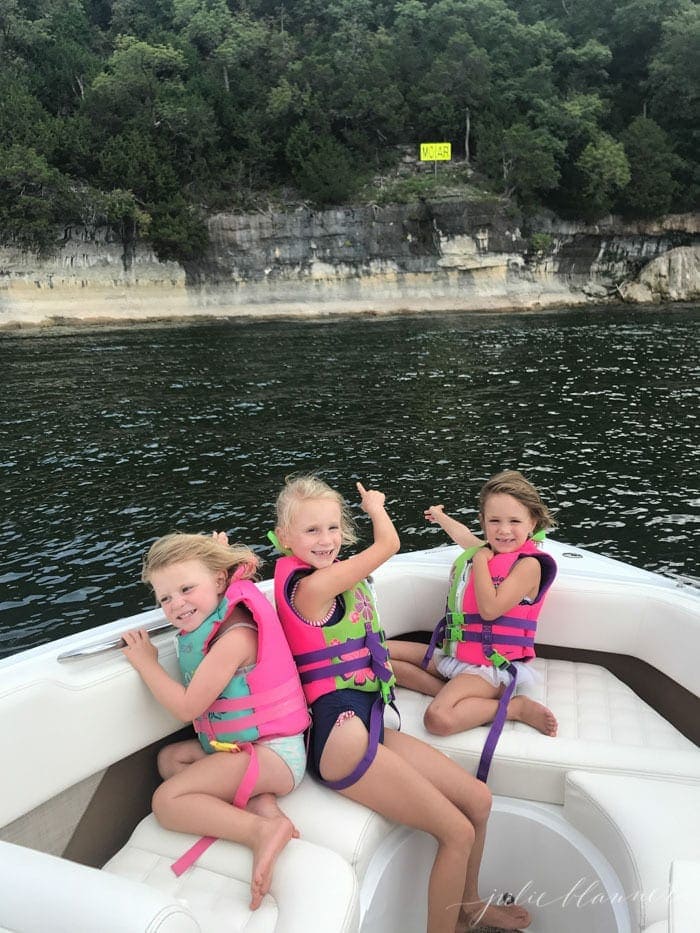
[433,649,539,691]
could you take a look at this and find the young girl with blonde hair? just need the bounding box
[271,474,530,933]
[122,532,309,910]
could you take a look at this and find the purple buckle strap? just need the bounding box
[421,616,446,669]
[322,692,386,791]
[294,636,367,666]
[476,659,518,783]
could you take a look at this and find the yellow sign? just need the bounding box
[420,142,452,161]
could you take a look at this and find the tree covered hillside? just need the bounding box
[1,0,697,260]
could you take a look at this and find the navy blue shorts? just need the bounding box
[308,689,385,780]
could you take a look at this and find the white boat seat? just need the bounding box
[669,860,699,933]
[272,775,394,882]
[0,838,200,933]
[103,812,359,933]
[563,771,700,932]
[391,658,700,804]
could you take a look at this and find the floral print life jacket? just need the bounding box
[273,555,396,705]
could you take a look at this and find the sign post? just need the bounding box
[419,142,452,177]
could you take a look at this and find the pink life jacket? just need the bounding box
[273,555,395,706]
[170,578,310,878]
[443,540,557,666]
[186,578,311,746]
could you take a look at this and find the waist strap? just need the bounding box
[296,626,395,702]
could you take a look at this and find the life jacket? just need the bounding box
[171,577,310,878]
[422,539,557,784]
[177,577,310,752]
[273,555,396,706]
[425,539,557,670]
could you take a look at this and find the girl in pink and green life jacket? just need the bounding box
[388,469,558,744]
[272,473,531,933]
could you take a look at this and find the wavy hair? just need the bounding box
[478,470,556,534]
[141,532,260,587]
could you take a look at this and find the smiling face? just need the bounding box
[481,492,537,554]
[149,559,227,632]
[278,497,343,569]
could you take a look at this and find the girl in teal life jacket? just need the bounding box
[388,469,558,750]
[273,474,531,933]
[121,532,309,911]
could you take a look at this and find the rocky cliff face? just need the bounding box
[1,201,698,326]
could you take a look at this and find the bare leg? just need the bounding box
[157,739,205,779]
[384,731,531,932]
[424,673,557,738]
[152,745,296,909]
[320,717,475,933]
[387,639,446,695]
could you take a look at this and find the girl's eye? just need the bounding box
[159,596,170,606]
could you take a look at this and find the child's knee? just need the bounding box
[445,811,475,851]
[471,780,492,826]
[151,780,176,825]
[156,744,177,779]
[423,700,454,736]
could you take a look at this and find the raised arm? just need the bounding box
[424,504,483,549]
[295,482,400,613]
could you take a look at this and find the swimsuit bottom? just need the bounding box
[259,733,307,788]
[307,689,384,781]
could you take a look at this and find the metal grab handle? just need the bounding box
[57,620,174,662]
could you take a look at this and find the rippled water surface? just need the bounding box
[1,305,698,657]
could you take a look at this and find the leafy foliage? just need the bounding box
[0,0,696,260]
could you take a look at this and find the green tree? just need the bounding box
[648,2,700,157]
[479,122,564,204]
[576,134,631,219]
[0,144,78,251]
[285,121,359,204]
[617,116,681,217]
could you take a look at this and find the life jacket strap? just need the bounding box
[321,692,386,791]
[295,626,394,693]
[421,615,446,669]
[171,742,260,876]
[476,664,518,783]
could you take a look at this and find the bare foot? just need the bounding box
[247,793,300,839]
[508,696,558,736]
[249,816,295,909]
[459,898,531,930]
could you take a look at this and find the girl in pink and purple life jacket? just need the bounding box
[389,470,558,781]
[272,474,531,933]
[121,532,309,911]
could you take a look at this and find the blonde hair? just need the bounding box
[141,533,260,587]
[275,473,358,546]
[478,470,556,534]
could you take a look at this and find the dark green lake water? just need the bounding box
[1,304,698,658]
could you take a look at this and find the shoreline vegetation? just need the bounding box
[2,0,697,271]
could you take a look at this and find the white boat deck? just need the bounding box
[0,543,698,932]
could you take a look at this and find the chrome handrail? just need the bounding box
[57,620,174,661]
